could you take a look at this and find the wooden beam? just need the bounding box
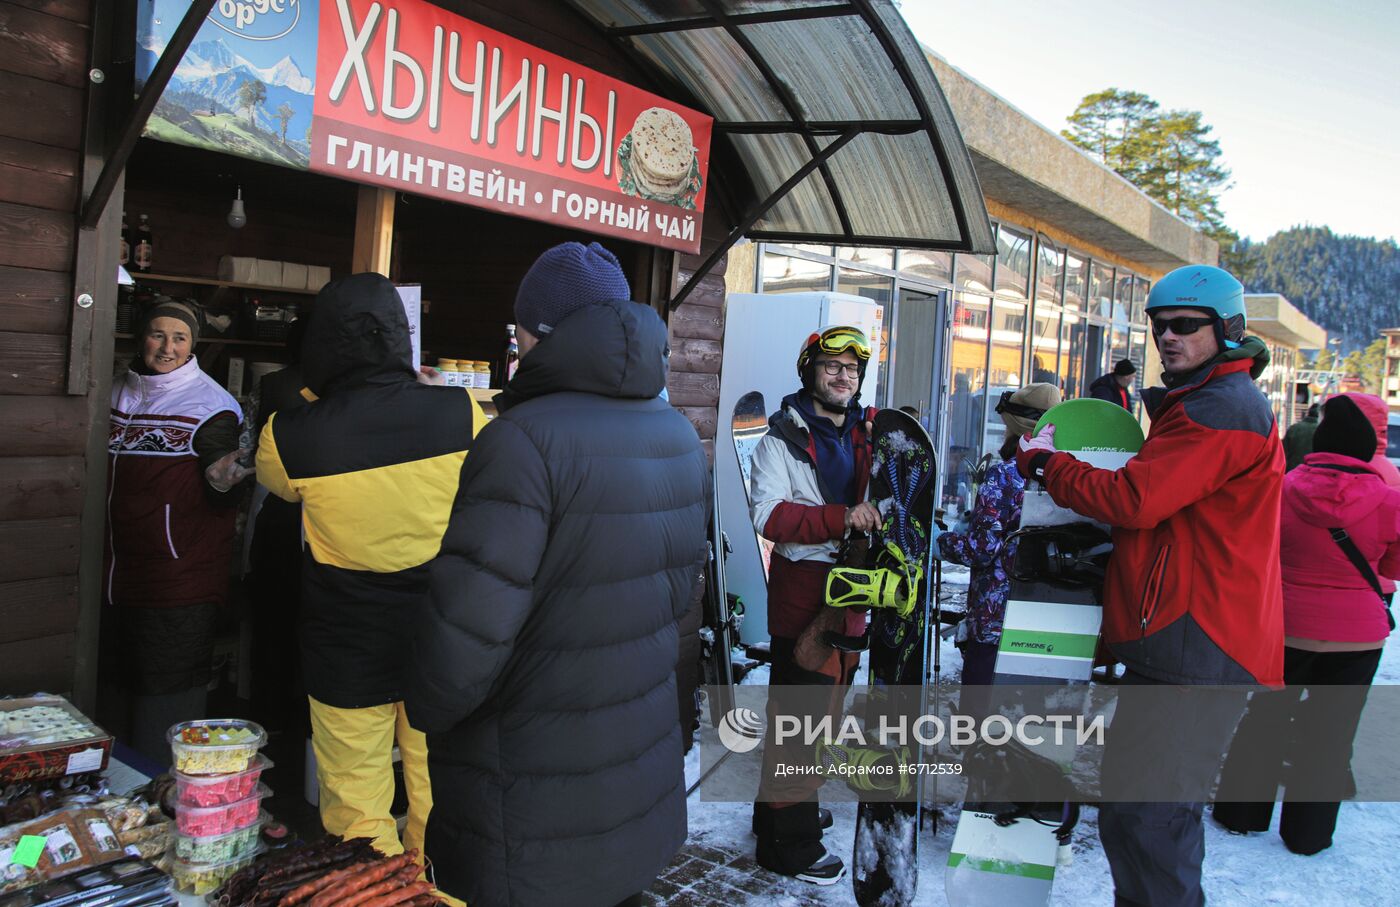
[79,0,216,228]
[353,186,395,276]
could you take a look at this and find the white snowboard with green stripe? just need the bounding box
[946,397,1144,907]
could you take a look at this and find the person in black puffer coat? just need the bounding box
[405,242,710,907]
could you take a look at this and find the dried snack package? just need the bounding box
[0,807,126,896]
[169,845,264,895]
[172,754,272,807]
[167,719,266,775]
[173,784,271,837]
[169,811,268,863]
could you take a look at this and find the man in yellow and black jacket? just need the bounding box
[256,272,484,858]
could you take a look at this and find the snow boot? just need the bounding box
[756,801,845,884]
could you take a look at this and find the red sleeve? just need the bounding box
[763,502,848,544]
[1043,416,1261,531]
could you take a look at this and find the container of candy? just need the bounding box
[167,719,266,775]
[173,783,270,837]
[168,810,268,863]
[168,845,264,895]
[172,754,272,807]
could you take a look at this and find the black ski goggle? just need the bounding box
[995,391,1046,421]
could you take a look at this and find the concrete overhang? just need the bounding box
[1245,293,1328,350]
[924,51,1218,272]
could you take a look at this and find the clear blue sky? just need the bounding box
[900,0,1400,244]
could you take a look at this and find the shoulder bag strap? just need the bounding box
[1327,527,1395,631]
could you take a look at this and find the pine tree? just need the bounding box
[1063,90,1233,242]
[1136,110,1232,232]
[1061,88,1160,181]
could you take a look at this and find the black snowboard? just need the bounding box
[850,408,938,906]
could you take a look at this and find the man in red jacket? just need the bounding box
[1017,265,1284,907]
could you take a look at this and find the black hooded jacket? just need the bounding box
[256,273,484,708]
[1089,372,1133,409]
[404,299,710,907]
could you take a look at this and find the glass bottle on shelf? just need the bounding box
[500,323,519,387]
[134,214,153,273]
[119,212,131,267]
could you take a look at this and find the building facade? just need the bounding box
[1382,328,1400,409]
[1244,293,1328,428]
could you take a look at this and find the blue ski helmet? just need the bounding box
[1145,265,1246,349]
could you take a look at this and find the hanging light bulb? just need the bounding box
[227,185,247,229]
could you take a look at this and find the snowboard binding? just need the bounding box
[1008,523,1113,587]
[817,740,915,799]
[824,541,924,618]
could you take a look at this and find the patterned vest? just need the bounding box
[105,357,242,608]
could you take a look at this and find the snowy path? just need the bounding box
[678,574,1400,905]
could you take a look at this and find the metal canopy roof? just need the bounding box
[561,0,995,297]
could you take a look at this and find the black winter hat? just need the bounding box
[1113,358,1136,376]
[1313,395,1376,463]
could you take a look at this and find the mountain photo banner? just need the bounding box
[135,0,713,253]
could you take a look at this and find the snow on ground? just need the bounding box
[687,571,1400,905]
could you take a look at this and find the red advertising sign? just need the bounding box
[312,0,712,253]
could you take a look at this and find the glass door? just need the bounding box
[888,286,940,423]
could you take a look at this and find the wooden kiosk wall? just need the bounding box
[0,0,95,696]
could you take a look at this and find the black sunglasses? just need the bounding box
[1151,315,1216,338]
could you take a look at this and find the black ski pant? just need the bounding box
[754,635,857,874]
[1213,645,1381,855]
[1097,671,1246,907]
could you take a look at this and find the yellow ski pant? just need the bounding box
[308,696,432,858]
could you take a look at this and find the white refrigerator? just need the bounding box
[716,292,885,644]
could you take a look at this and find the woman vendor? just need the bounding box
[104,301,251,762]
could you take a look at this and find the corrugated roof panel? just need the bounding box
[563,0,995,258]
[739,17,918,122]
[625,27,787,122]
[725,133,841,234]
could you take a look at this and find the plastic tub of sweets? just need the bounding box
[172,753,273,807]
[167,718,266,775]
[169,844,265,895]
[169,810,269,863]
[174,783,271,837]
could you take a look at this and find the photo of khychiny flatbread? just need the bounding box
[627,107,695,200]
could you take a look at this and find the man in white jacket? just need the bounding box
[749,326,877,885]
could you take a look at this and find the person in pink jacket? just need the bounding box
[1214,393,1400,854]
[1353,393,1400,596]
